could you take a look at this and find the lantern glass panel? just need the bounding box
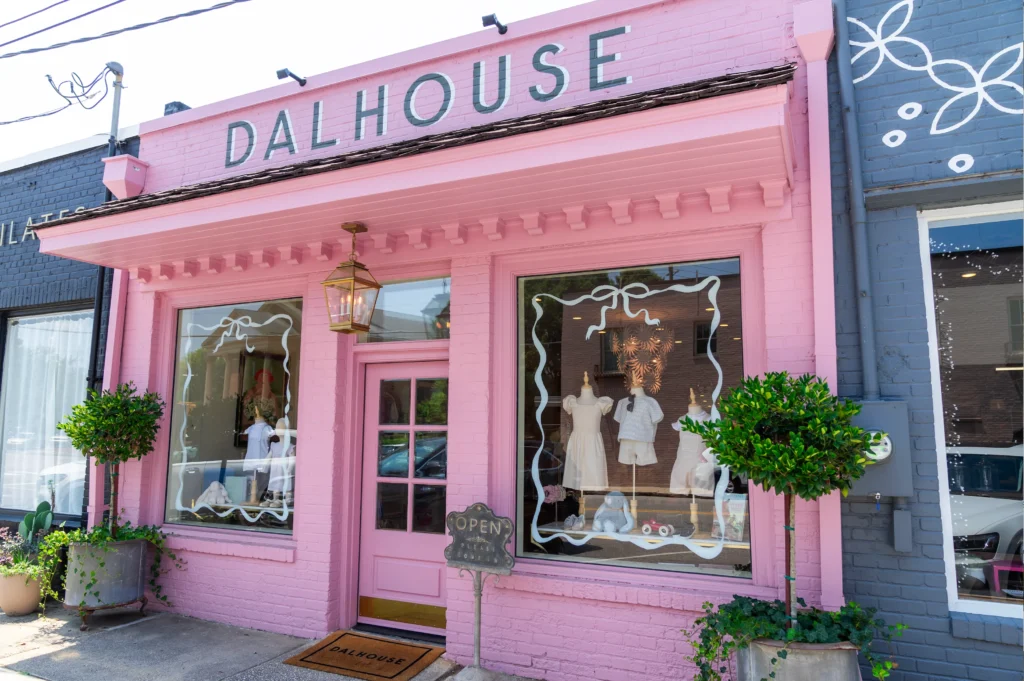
[355,286,378,328]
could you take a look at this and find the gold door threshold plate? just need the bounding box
[359,596,447,630]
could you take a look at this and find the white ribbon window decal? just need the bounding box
[174,313,295,523]
[528,276,731,560]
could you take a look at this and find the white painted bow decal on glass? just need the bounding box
[528,276,730,560]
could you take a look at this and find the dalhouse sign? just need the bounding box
[223,25,633,170]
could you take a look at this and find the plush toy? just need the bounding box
[592,491,634,533]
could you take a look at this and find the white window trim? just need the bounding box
[918,199,1024,619]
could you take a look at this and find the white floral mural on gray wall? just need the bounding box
[848,0,1023,173]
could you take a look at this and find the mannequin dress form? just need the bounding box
[562,372,614,492]
[671,389,714,525]
[243,406,274,504]
[614,382,664,519]
[263,418,296,509]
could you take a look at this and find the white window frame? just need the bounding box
[918,199,1024,619]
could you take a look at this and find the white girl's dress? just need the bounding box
[562,394,614,491]
[670,411,716,495]
[268,440,296,494]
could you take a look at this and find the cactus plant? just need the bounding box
[18,501,54,545]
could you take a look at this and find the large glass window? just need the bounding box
[359,277,451,343]
[0,310,93,516]
[517,259,749,577]
[165,298,302,534]
[929,212,1023,605]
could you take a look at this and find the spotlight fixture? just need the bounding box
[960,272,977,278]
[276,68,307,87]
[482,13,508,34]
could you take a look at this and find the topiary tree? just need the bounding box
[57,382,165,538]
[681,372,877,628]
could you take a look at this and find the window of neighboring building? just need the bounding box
[924,204,1023,613]
[598,328,623,375]
[694,321,716,357]
[0,309,93,517]
[358,277,451,343]
[164,298,302,534]
[516,258,749,577]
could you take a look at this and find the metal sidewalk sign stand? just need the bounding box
[445,502,515,670]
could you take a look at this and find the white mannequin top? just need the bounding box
[613,387,664,443]
[243,418,274,472]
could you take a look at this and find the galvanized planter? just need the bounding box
[64,540,148,628]
[735,639,863,681]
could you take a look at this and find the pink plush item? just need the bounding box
[543,485,566,504]
[102,155,150,199]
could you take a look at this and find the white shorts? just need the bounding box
[618,439,657,466]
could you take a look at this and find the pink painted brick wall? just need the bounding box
[94,0,831,677]
[136,0,799,195]
[114,275,350,638]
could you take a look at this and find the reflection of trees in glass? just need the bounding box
[614,267,660,287]
[416,380,448,425]
[523,273,612,398]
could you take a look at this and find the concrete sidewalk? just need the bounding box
[0,608,473,681]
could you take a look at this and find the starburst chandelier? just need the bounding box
[611,324,674,393]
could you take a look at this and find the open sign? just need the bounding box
[444,502,514,575]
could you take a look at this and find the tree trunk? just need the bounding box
[108,463,120,537]
[784,492,796,629]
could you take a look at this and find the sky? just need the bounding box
[0,0,588,164]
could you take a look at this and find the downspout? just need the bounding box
[85,64,123,394]
[833,0,880,400]
[81,63,124,529]
[834,1,912,554]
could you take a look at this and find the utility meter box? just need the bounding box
[849,400,914,498]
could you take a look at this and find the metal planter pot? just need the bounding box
[735,639,862,681]
[0,573,42,617]
[64,540,147,611]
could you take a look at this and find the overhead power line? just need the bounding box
[0,0,74,31]
[0,0,130,50]
[0,0,253,61]
[0,66,113,126]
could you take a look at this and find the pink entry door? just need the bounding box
[358,362,449,634]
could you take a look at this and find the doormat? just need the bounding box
[284,630,444,681]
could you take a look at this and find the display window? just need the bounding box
[0,309,93,516]
[516,258,751,577]
[927,211,1023,606]
[358,277,451,343]
[165,298,302,534]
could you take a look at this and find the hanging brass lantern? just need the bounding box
[321,222,381,334]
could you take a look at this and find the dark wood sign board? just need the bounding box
[444,502,514,575]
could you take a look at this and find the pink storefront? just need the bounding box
[37,1,843,678]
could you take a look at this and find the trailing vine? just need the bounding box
[38,523,185,615]
[684,596,906,681]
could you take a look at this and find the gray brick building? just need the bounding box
[0,133,138,526]
[831,0,1023,678]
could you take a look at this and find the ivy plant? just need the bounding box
[57,382,165,536]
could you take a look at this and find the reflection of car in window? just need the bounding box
[948,445,1023,600]
[378,436,448,479]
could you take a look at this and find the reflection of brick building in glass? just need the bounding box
[554,271,744,494]
[932,248,1023,449]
